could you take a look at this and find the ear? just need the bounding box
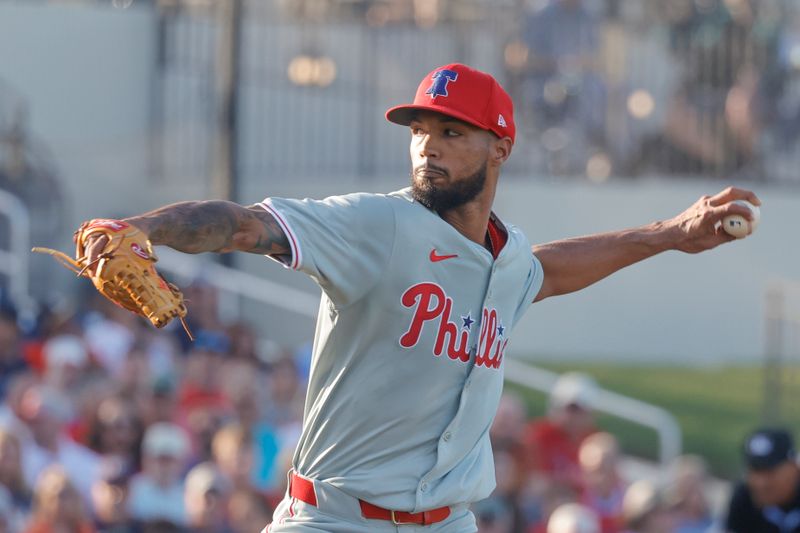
[490,136,513,165]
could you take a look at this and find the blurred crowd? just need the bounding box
[478,374,721,533]
[516,0,800,182]
[0,278,798,533]
[0,282,303,533]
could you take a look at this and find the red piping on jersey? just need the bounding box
[261,202,300,270]
[487,216,508,259]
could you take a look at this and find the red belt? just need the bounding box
[289,472,451,526]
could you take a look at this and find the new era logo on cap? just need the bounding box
[385,63,516,143]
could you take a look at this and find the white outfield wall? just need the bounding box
[237,176,798,365]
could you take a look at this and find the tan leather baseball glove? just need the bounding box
[33,219,192,338]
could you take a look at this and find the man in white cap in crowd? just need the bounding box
[184,461,234,533]
[20,384,100,504]
[127,422,190,526]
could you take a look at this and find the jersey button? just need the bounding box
[443,431,452,442]
[420,482,428,492]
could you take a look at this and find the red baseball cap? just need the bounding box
[386,63,516,143]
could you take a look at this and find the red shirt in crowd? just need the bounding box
[524,417,596,490]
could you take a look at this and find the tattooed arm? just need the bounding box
[121,201,289,255]
[80,201,288,266]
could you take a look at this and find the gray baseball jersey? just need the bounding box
[259,187,543,513]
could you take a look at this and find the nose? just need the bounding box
[418,133,440,160]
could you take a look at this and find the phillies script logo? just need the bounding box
[399,282,508,369]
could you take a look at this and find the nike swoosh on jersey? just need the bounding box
[429,249,458,262]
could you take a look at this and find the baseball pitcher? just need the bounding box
[44,63,759,532]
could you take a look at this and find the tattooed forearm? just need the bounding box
[240,205,291,255]
[123,201,289,256]
[124,201,237,253]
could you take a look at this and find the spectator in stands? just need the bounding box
[0,486,13,533]
[176,281,224,354]
[664,455,715,533]
[140,377,179,428]
[69,378,115,451]
[87,394,143,473]
[0,428,31,527]
[221,362,279,492]
[116,341,155,402]
[0,372,36,445]
[524,372,599,492]
[523,0,607,169]
[225,321,261,365]
[578,432,625,533]
[227,489,273,533]
[527,482,579,533]
[23,465,96,533]
[19,384,100,503]
[183,462,233,533]
[140,521,184,533]
[0,303,27,403]
[547,502,600,533]
[82,299,138,380]
[491,392,528,454]
[635,0,785,177]
[472,496,515,533]
[43,334,89,399]
[179,331,232,462]
[267,436,299,510]
[90,457,135,532]
[263,356,304,430]
[179,331,230,415]
[621,480,674,533]
[127,422,189,526]
[41,334,90,423]
[211,423,255,493]
[261,356,304,497]
[491,449,527,532]
[725,428,800,533]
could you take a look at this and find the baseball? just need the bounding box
[722,200,760,239]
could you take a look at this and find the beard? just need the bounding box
[410,161,487,212]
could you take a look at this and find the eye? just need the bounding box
[445,128,461,137]
[410,126,425,136]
